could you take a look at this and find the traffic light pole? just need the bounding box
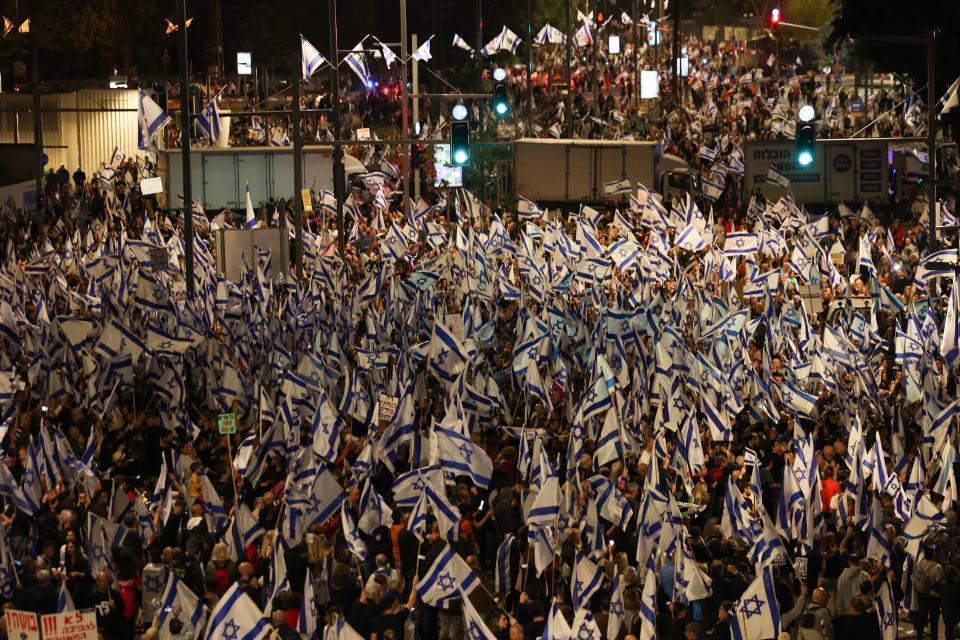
[292,53,303,278]
[527,0,533,131]
[400,0,411,216]
[329,0,346,258]
[177,0,195,297]
[671,0,681,101]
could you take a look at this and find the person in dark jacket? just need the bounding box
[941,565,960,640]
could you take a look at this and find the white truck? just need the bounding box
[158,147,367,211]
[513,138,692,204]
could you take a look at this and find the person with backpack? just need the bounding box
[912,544,945,640]
[205,543,238,598]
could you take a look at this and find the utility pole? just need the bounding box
[329,0,346,258]
[292,52,303,278]
[400,0,410,214]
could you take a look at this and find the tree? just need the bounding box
[830,0,960,97]
[785,0,834,43]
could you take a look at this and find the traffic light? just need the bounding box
[795,104,816,168]
[492,67,509,117]
[451,104,470,166]
[769,7,781,27]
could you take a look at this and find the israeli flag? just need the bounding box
[196,95,222,143]
[483,25,521,56]
[57,582,75,612]
[698,144,718,163]
[202,582,270,640]
[637,567,657,640]
[137,90,171,150]
[433,424,494,488]
[603,177,632,197]
[723,232,759,256]
[452,33,475,53]
[245,183,257,228]
[571,552,603,609]
[766,164,790,188]
[534,23,565,45]
[345,42,371,86]
[702,176,725,201]
[417,545,480,608]
[517,196,543,218]
[779,378,818,418]
[573,23,593,48]
[157,574,207,637]
[731,567,780,640]
[378,39,398,68]
[858,233,877,273]
[412,35,434,62]
[941,75,960,115]
[674,224,706,252]
[301,34,327,78]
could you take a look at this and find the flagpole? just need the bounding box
[177,0,196,297]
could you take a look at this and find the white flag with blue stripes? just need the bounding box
[203,582,271,640]
[779,378,818,417]
[301,35,327,78]
[138,90,171,150]
[433,423,494,488]
[417,545,479,608]
[731,567,780,640]
[766,164,790,188]
[570,552,603,609]
[157,574,207,638]
[245,183,258,228]
[674,224,706,252]
[603,177,632,197]
[196,94,222,143]
[344,42,371,87]
[452,33,475,53]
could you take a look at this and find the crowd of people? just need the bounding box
[3,15,960,640]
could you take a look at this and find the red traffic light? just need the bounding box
[769,7,781,26]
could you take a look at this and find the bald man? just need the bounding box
[803,587,833,640]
